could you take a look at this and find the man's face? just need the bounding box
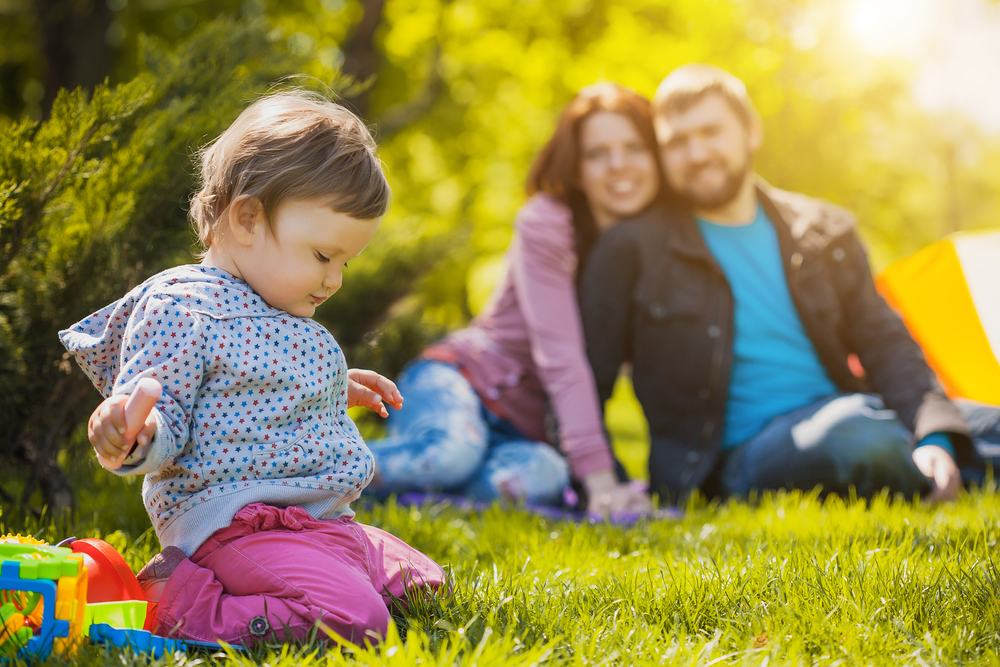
[655,93,761,211]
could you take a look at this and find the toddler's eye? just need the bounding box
[315,251,330,263]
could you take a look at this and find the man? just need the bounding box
[581,64,973,503]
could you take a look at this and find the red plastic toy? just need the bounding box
[64,538,153,630]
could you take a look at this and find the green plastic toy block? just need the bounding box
[0,544,80,580]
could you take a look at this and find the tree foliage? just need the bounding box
[0,19,298,513]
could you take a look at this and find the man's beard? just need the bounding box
[672,155,750,210]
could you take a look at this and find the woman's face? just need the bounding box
[578,111,659,230]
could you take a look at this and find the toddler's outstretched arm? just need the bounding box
[347,369,403,418]
[88,378,162,470]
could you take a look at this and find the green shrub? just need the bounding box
[0,18,297,515]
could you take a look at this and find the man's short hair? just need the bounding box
[653,64,758,127]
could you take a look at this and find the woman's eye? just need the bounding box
[584,148,608,161]
[315,251,330,263]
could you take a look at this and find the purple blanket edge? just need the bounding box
[388,492,681,525]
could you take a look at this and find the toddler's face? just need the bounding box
[242,198,380,317]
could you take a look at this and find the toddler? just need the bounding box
[59,91,444,647]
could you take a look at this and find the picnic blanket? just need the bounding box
[876,229,1000,406]
[387,492,680,525]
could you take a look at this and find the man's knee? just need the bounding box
[790,393,924,494]
[841,423,930,496]
[791,394,905,452]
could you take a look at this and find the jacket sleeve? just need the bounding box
[579,224,639,411]
[113,296,208,476]
[509,195,615,479]
[835,230,972,458]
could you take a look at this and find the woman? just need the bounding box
[368,83,661,515]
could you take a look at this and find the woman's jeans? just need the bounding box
[367,360,570,506]
[711,393,1000,498]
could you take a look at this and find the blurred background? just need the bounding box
[2,0,999,524]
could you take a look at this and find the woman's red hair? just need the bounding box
[527,82,663,263]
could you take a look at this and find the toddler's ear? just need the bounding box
[228,195,265,246]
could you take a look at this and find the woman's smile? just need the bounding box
[608,178,643,195]
[578,111,659,230]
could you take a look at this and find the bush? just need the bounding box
[0,18,299,515]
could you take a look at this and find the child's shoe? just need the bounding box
[136,546,186,631]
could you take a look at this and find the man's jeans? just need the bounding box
[955,398,1000,486]
[366,360,570,505]
[709,394,910,498]
[712,393,1000,498]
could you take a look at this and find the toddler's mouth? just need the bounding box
[310,295,327,305]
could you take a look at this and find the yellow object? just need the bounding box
[53,559,88,655]
[0,535,48,546]
[876,229,1000,405]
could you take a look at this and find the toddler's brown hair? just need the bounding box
[190,90,391,247]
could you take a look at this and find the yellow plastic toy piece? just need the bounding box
[53,559,89,655]
[0,535,48,547]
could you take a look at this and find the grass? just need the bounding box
[3,378,998,665]
[3,487,1000,666]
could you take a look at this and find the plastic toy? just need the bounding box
[0,540,86,658]
[0,534,236,659]
[89,623,228,659]
[83,601,148,637]
[66,538,145,605]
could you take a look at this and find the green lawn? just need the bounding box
[3,378,996,665]
[4,487,1000,666]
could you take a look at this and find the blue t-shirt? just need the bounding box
[697,205,838,449]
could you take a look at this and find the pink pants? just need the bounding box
[154,504,445,646]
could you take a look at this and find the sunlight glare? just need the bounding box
[913,1,1000,133]
[845,0,1000,134]
[845,0,937,58]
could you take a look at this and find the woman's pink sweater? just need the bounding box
[427,194,615,479]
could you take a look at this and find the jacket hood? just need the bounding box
[59,265,279,396]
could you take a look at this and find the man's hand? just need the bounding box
[912,445,961,502]
[347,369,403,418]
[581,468,652,517]
[88,378,161,471]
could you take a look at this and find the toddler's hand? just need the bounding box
[88,378,162,470]
[347,369,403,418]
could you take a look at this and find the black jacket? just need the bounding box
[580,184,971,501]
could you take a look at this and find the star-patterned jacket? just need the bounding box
[60,265,374,556]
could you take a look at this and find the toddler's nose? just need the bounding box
[323,271,342,293]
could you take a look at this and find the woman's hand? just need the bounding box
[88,378,161,470]
[347,369,403,418]
[581,468,652,517]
